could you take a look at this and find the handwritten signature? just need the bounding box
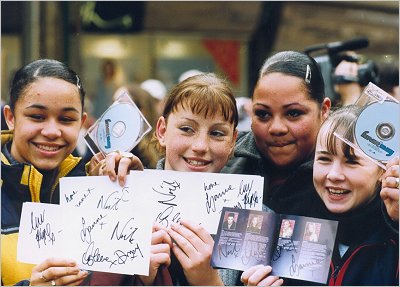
[30,210,56,248]
[218,237,241,259]
[82,241,113,267]
[80,213,107,244]
[238,180,259,209]
[272,239,297,261]
[113,244,144,265]
[241,239,268,265]
[75,188,94,207]
[111,218,138,244]
[82,241,144,268]
[97,187,129,210]
[64,190,77,203]
[154,180,182,227]
[205,184,234,214]
[289,254,325,277]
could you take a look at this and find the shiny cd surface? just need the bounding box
[354,100,399,162]
[96,103,141,154]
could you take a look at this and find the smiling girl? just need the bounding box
[91,73,282,286]
[242,105,398,286]
[2,59,89,286]
[312,105,398,286]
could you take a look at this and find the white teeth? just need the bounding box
[186,159,207,166]
[327,188,348,195]
[37,144,60,152]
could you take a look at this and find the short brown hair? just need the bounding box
[153,73,238,154]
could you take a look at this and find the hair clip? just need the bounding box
[305,64,311,84]
[76,75,82,89]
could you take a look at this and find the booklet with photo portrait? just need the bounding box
[211,207,338,284]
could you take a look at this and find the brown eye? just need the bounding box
[287,110,304,118]
[254,109,270,120]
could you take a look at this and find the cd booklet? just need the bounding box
[334,82,399,169]
[84,92,152,157]
[211,207,338,284]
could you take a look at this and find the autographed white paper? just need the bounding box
[18,203,62,261]
[60,170,264,235]
[18,175,155,276]
[134,170,264,234]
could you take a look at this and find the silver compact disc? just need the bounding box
[96,103,141,154]
[354,100,399,162]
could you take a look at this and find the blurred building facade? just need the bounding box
[1,1,399,103]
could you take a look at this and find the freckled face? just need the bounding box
[313,126,382,214]
[156,106,237,173]
[252,73,330,169]
[4,78,86,171]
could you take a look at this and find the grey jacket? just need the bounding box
[221,131,320,216]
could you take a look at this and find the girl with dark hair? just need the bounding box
[222,51,331,215]
[2,59,89,286]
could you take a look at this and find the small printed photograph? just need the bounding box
[246,214,263,234]
[222,211,238,231]
[279,219,295,238]
[303,221,321,242]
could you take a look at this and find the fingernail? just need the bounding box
[69,260,76,266]
[82,271,89,277]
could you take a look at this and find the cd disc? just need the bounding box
[96,103,141,154]
[354,100,399,162]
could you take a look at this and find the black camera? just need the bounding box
[304,37,379,102]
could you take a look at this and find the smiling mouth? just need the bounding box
[184,158,210,167]
[35,144,62,152]
[269,142,293,147]
[327,188,350,196]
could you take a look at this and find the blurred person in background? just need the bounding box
[378,62,399,101]
[333,59,363,106]
[236,97,252,132]
[140,79,168,117]
[178,69,203,83]
[92,59,120,119]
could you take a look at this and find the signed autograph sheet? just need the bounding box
[211,207,338,284]
[18,171,264,276]
[18,175,155,276]
[134,170,264,234]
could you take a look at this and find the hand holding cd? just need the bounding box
[381,156,400,221]
[101,150,144,186]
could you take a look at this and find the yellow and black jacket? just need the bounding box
[1,130,87,286]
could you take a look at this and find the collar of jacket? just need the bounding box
[156,158,165,170]
[233,131,262,160]
[1,130,83,202]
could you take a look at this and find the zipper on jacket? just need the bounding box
[328,264,341,285]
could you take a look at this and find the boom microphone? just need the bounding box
[326,37,369,54]
[304,37,369,55]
